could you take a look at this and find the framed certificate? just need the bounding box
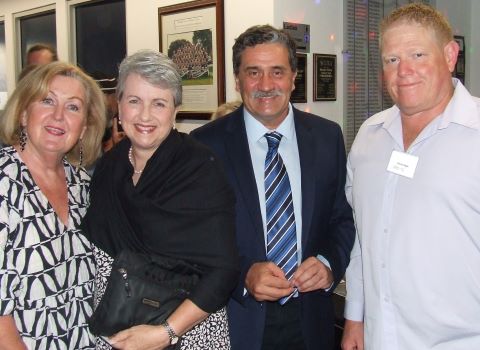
[313,53,336,101]
[290,53,307,103]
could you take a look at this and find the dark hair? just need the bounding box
[232,25,297,75]
[27,43,58,61]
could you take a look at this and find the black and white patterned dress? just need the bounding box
[92,245,231,350]
[0,146,95,349]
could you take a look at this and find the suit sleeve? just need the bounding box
[320,125,356,289]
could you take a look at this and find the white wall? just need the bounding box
[470,1,480,96]
[274,0,344,126]
[0,0,59,92]
[0,0,478,132]
[125,0,342,131]
[436,0,479,96]
[125,0,274,133]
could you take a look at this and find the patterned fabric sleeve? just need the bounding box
[0,176,21,316]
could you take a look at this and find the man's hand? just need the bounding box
[245,262,294,301]
[341,319,364,350]
[292,256,333,292]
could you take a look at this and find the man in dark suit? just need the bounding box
[191,25,355,350]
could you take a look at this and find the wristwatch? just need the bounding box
[161,320,179,345]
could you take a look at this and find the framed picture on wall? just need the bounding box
[290,53,307,103]
[313,53,336,101]
[158,0,225,120]
[453,35,465,84]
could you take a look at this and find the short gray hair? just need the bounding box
[116,50,182,107]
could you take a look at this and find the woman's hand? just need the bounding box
[0,315,28,350]
[109,299,209,350]
[109,324,169,350]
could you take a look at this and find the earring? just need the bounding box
[19,127,27,152]
[172,122,176,130]
[78,140,84,167]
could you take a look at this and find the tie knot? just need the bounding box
[265,132,282,151]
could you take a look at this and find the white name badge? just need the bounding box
[387,150,419,178]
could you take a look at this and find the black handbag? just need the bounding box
[88,250,202,338]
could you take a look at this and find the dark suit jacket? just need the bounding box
[191,106,354,350]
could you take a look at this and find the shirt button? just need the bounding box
[384,228,388,234]
[384,296,389,303]
[381,263,386,268]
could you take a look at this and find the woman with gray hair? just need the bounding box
[81,50,239,350]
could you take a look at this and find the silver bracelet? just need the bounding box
[161,320,179,345]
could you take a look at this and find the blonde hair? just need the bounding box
[0,62,106,167]
[380,3,453,47]
[211,101,242,120]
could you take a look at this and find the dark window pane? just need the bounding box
[75,0,126,77]
[20,11,56,68]
[0,22,6,91]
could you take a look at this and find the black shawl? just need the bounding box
[81,130,239,312]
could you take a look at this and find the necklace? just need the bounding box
[128,146,143,174]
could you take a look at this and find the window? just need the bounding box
[343,0,432,150]
[73,0,126,77]
[19,10,56,68]
[0,20,7,109]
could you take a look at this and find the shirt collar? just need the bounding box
[439,79,479,130]
[244,103,295,143]
[364,78,480,131]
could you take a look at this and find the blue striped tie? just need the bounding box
[264,132,297,304]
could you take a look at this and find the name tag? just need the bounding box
[387,150,419,178]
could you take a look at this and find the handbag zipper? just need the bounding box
[118,268,132,297]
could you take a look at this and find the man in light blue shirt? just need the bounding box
[342,3,480,350]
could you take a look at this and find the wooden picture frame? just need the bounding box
[454,35,465,84]
[313,53,336,101]
[290,53,307,103]
[159,0,225,120]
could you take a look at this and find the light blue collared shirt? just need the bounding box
[244,104,303,261]
[345,79,480,349]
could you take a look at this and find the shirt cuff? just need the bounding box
[344,300,364,322]
[316,254,334,291]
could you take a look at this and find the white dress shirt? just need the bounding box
[345,80,480,349]
[244,104,303,261]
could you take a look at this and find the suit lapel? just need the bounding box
[294,111,316,249]
[224,110,265,249]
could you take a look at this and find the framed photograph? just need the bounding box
[454,35,465,84]
[454,35,465,52]
[159,0,225,120]
[313,54,336,101]
[290,53,307,103]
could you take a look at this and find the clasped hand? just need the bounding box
[245,256,333,301]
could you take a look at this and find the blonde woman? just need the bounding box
[0,62,106,349]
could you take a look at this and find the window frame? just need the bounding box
[14,4,56,75]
